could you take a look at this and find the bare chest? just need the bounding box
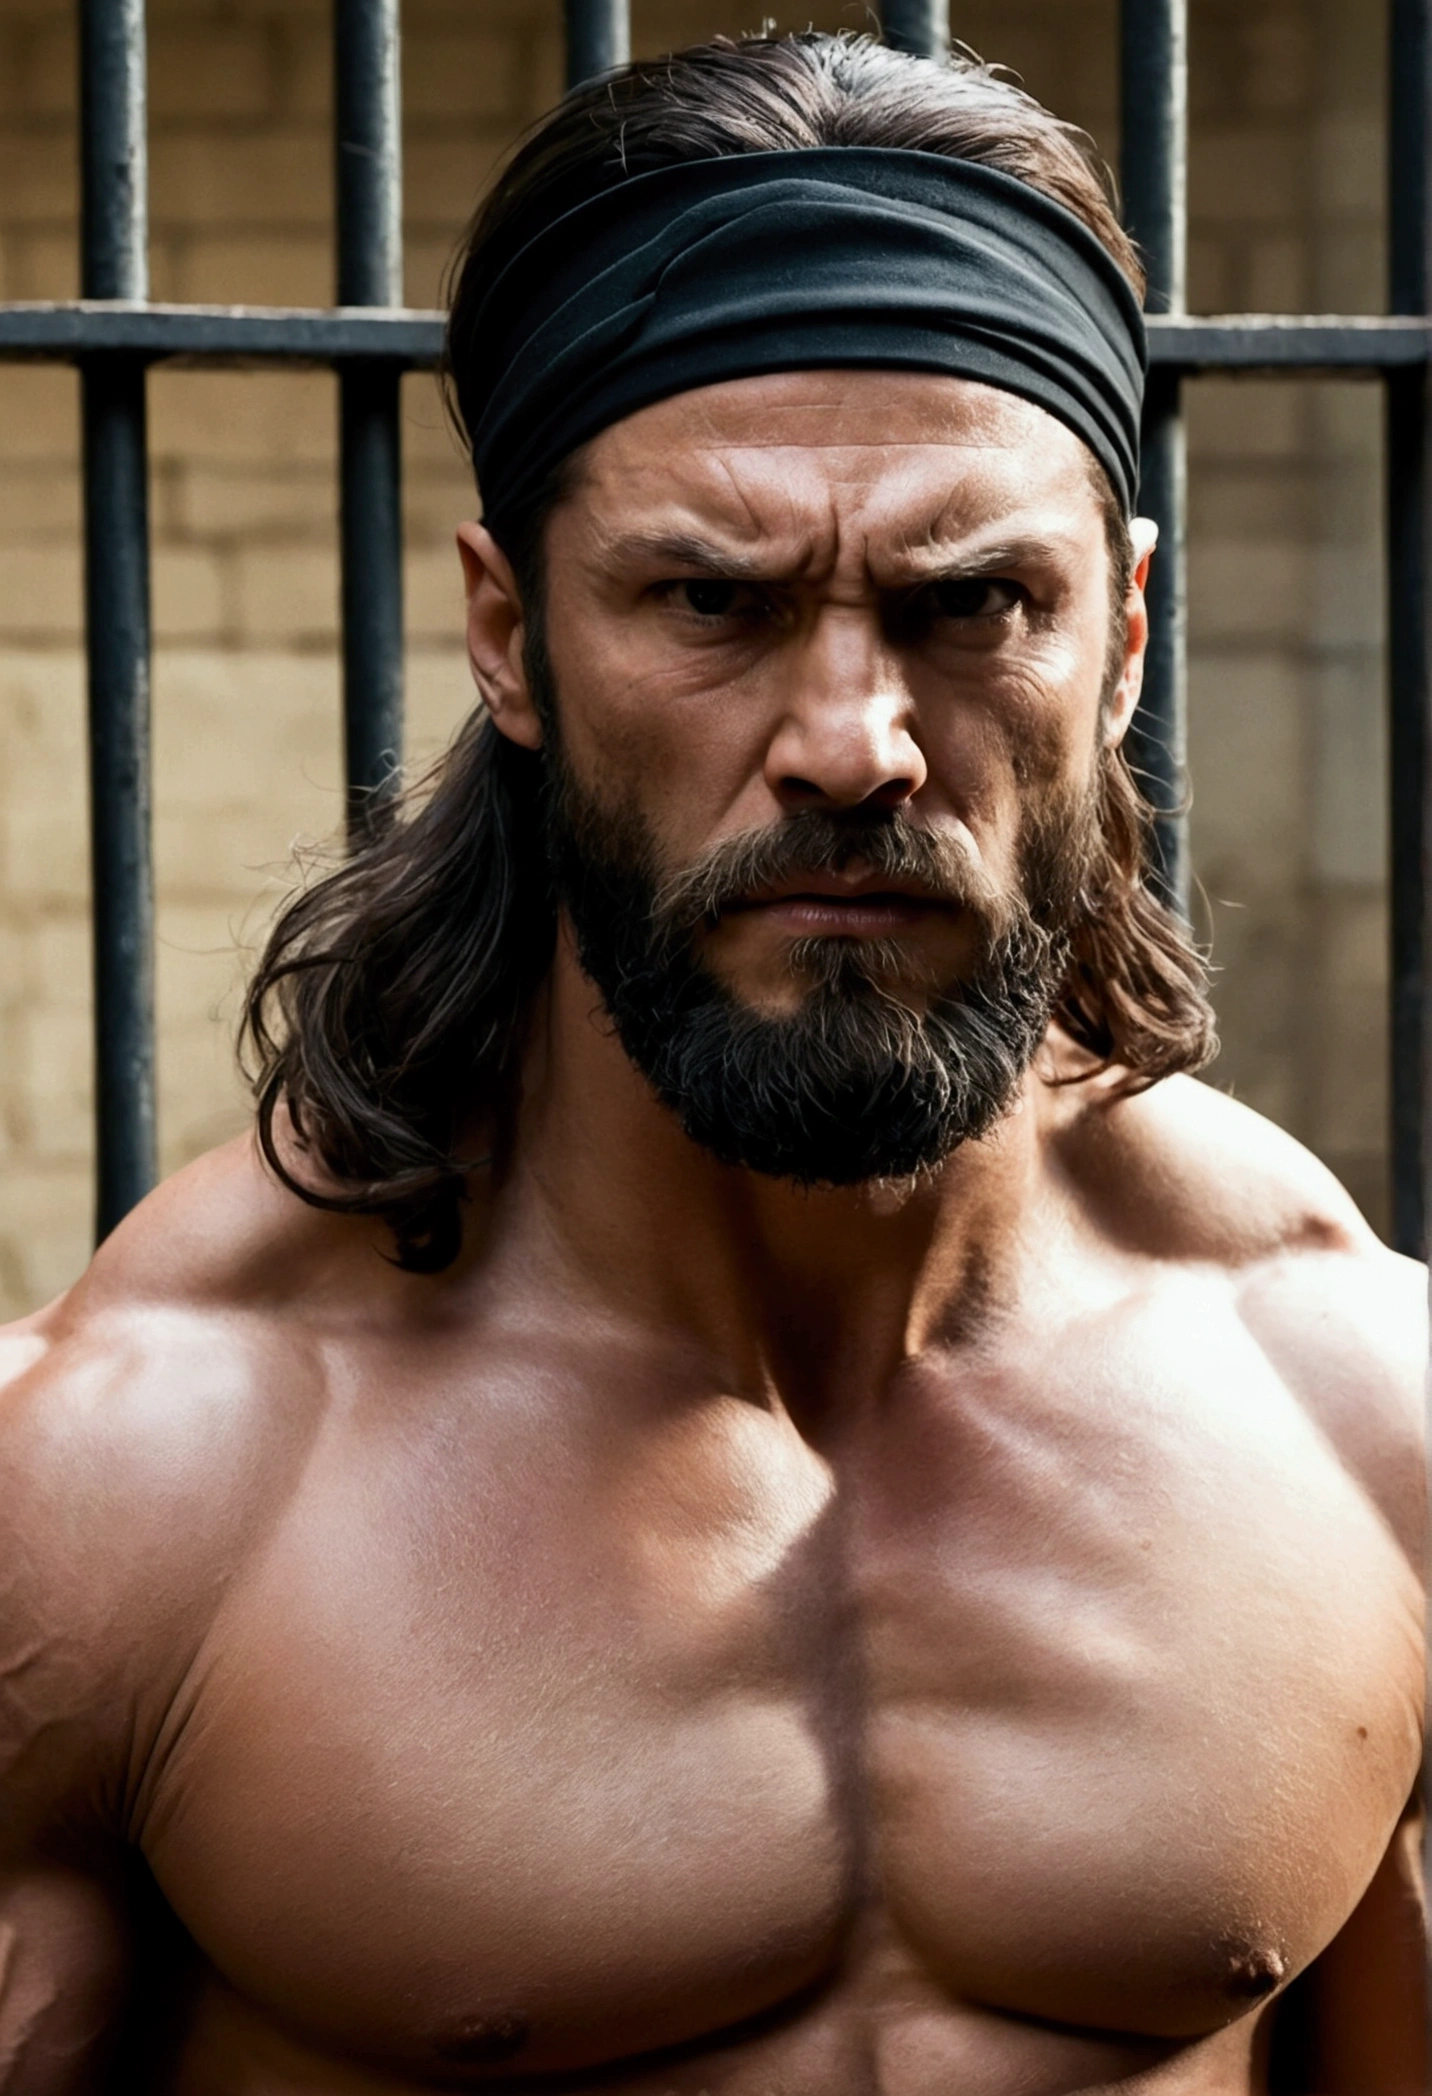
[138,1297,1421,2082]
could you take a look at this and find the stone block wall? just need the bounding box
[0,0,1392,1313]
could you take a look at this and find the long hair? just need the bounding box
[242,32,1215,1271]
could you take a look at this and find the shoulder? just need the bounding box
[1,1133,349,1482]
[1057,1073,1425,1555]
[0,1135,394,1831]
[1053,1069,1377,1264]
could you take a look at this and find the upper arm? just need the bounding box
[1235,1239,1426,1566]
[0,1330,136,2090]
[1269,1799,1426,2096]
[1243,1245,1427,2092]
[0,1151,336,2090]
[0,1861,132,2093]
[0,1293,297,2090]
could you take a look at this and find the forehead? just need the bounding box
[567,369,1104,545]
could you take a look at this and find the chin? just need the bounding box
[782,934,963,1008]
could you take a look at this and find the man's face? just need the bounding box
[463,370,1151,1181]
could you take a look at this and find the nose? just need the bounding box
[764,609,928,811]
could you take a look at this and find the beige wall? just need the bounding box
[0,0,1391,1314]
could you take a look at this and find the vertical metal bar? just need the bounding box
[79,0,157,1239]
[335,0,403,837]
[1120,0,1189,914]
[1132,376,1188,906]
[1388,0,1430,1259]
[880,0,951,61]
[81,0,147,299]
[1386,0,1431,2009]
[565,0,629,88]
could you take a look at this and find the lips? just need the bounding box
[729,870,946,912]
[726,881,947,935]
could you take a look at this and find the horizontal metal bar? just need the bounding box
[1149,315,1431,368]
[0,302,446,364]
[2,305,1429,372]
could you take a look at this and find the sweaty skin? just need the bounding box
[0,373,1424,2095]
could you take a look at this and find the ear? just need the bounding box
[1101,515,1159,751]
[456,520,544,750]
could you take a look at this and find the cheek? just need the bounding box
[908,651,1100,887]
[915,652,1087,795]
[544,621,780,854]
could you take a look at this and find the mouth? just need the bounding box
[723,874,950,937]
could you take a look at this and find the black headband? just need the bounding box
[460,147,1147,540]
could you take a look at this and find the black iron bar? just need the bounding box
[0,303,445,362]
[335,0,404,837]
[1391,71,1432,2021]
[3,305,1429,370]
[880,0,950,61]
[79,0,156,1240]
[1146,315,1428,368]
[340,371,403,827]
[1133,370,1187,904]
[1391,0,1432,2000]
[565,0,629,89]
[1120,0,1189,914]
[1387,0,1429,1260]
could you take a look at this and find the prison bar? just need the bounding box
[1391,0,1432,1986]
[336,0,405,835]
[1387,0,1430,1259]
[4,305,1429,369]
[879,0,950,62]
[79,0,157,1242]
[1119,0,1189,916]
[565,0,629,88]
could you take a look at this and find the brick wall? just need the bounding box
[0,0,1391,1314]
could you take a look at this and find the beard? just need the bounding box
[540,737,1099,1187]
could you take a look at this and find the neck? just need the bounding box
[493,926,1053,1412]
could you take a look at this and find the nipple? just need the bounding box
[1221,1941,1287,2002]
[433,2010,531,2064]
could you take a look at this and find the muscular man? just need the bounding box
[1,33,1423,2095]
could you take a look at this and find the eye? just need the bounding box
[912,576,1023,622]
[667,578,767,621]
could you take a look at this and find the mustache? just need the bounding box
[651,810,1006,938]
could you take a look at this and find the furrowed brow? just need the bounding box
[603,529,774,579]
[898,534,1068,580]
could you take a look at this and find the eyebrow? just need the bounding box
[601,529,774,579]
[603,528,1072,583]
[894,535,1074,579]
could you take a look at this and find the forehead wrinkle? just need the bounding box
[891,528,1090,579]
[873,456,1103,561]
[696,448,956,588]
[584,415,1100,589]
[678,432,1017,453]
[629,456,842,581]
[713,444,777,552]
